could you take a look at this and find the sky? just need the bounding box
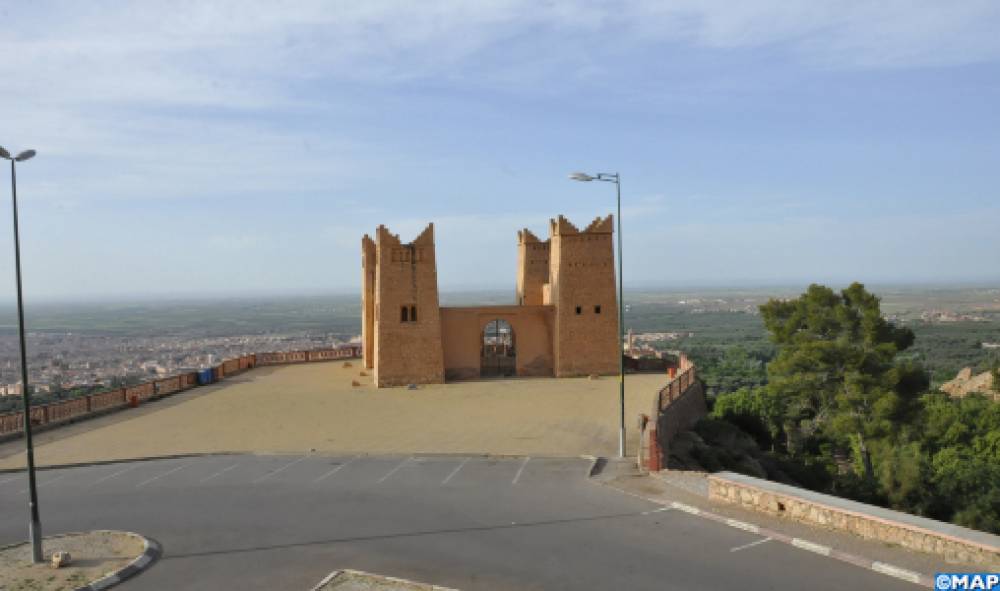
[0,0,998,301]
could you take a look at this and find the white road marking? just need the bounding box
[441,458,470,485]
[313,457,358,483]
[376,457,411,484]
[726,518,760,534]
[90,464,139,485]
[511,457,530,485]
[791,538,831,556]
[253,456,307,483]
[19,473,69,494]
[671,502,701,515]
[871,562,922,584]
[730,537,772,553]
[640,506,672,515]
[136,464,187,488]
[199,463,239,483]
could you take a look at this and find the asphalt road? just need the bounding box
[0,454,916,590]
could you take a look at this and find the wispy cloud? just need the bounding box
[0,2,997,297]
[4,1,999,204]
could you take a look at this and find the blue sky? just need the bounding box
[1,1,998,300]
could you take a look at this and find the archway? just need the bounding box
[481,318,516,378]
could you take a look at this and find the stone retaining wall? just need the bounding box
[709,471,1000,568]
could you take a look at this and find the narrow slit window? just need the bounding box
[594,305,602,314]
[401,306,408,322]
[410,305,417,322]
[575,306,582,315]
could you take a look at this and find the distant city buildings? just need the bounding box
[0,331,359,398]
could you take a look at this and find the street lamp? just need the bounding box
[1,145,42,563]
[569,171,626,458]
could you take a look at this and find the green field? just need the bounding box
[0,285,996,388]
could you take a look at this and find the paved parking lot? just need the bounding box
[0,454,918,590]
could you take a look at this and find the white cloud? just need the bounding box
[2,1,997,206]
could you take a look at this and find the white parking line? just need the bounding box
[19,473,69,494]
[253,456,307,483]
[0,474,24,486]
[136,464,187,488]
[730,537,772,553]
[512,457,530,485]
[313,457,358,483]
[441,458,470,485]
[376,457,411,484]
[199,463,239,483]
[90,464,139,486]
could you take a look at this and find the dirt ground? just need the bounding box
[0,530,145,591]
[0,362,667,468]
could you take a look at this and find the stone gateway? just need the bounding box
[362,215,620,387]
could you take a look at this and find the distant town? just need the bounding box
[1,286,996,403]
[0,331,359,398]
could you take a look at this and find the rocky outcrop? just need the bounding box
[941,368,998,400]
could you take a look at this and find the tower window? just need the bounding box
[410,305,417,322]
[594,305,602,314]
[401,306,408,322]
[575,306,582,315]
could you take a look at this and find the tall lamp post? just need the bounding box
[569,171,625,458]
[0,145,42,563]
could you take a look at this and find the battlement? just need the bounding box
[584,215,614,234]
[375,225,402,247]
[549,215,581,236]
[412,223,435,246]
[518,228,546,244]
[375,223,435,248]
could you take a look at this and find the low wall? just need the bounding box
[0,345,362,439]
[638,357,706,471]
[709,471,1000,568]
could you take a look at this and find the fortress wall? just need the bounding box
[440,305,555,380]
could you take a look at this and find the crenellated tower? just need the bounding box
[548,215,619,377]
[361,234,377,369]
[370,224,445,386]
[516,229,550,306]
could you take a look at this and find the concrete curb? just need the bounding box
[589,463,930,588]
[0,530,160,591]
[310,569,458,591]
[78,532,161,591]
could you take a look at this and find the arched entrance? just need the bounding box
[481,318,516,378]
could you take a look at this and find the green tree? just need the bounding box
[760,283,926,480]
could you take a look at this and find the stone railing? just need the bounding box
[638,353,706,470]
[709,471,1000,568]
[0,344,362,439]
